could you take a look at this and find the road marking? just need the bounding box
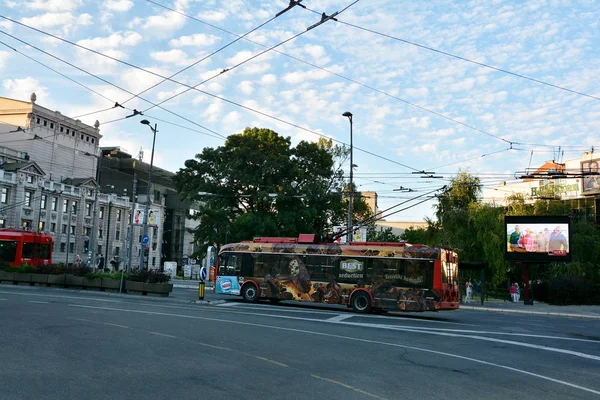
[66,317,128,329]
[327,314,354,323]
[149,332,177,339]
[66,304,600,396]
[104,322,129,329]
[0,298,7,301]
[0,290,126,303]
[254,356,288,367]
[28,300,49,304]
[198,342,232,351]
[311,375,387,399]
[217,302,241,307]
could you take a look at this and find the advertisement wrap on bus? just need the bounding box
[216,234,459,313]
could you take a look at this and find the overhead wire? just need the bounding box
[0,15,421,172]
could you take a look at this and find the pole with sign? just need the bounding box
[198,266,207,300]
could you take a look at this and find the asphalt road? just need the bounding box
[1,285,599,399]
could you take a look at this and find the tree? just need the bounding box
[174,127,350,255]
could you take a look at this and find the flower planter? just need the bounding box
[125,280,144,294]
[47,274,66,287]
[0,270,14,283]
[101,278,122,292]
[144,282,173,297]
[13,273,32,285]
[83,277,102,290]
[65,274,84,288]
[31,274,48,286]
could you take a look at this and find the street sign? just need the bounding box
[142,235,149,245]
[200,266,207,281]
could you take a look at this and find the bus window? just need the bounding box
[240,253,255,276]
[306,255,336,281]
[403,259,434,287]
[370,258,400,283]
[254,254,280,278]
[218,253,228,275]
[35,244,51,260]
[0,240,18,263]
[224,253,242,276]
[22,242,34,259]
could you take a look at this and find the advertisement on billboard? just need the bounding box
[332,226,367,244]
[133,204,161,226]
[505,215,571,262]
[581,159,600,195]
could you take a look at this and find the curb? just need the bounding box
[173,284,214,289]
[459,305,600,320]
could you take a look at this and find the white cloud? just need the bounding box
[77,32,142,50]
[103,0,133,12]
[225,50,253,66]
[150,49,194,66]
[203,99,223,123]
[223,111,241,125]
[20,12,75,29]
[238,81,254,95]
[77,13,93,25]
[404,87,429,99]
[2,77,48,102]
[0,51,11,71]
[0,20,13,31]
[260,74,277,85]
[25,0,82,12]
[282,65,345,84]
[241,63,271,75]
[196,10,227,21]
[128,17,142,28]
[143,11,186,34]
[170,33,220,47]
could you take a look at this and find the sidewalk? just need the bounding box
[460,298,600,319]
[172,278,214,289]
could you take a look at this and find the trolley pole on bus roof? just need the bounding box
[342,111,354,243]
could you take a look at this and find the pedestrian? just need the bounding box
[110,257,118,271]
[515,283,520,303]
[510,283,516,303]
[465,280,473,303]
[95,254,105,271]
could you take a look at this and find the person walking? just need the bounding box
[465,280,473,303]
[510,283,517,303]
[515,283,521,303]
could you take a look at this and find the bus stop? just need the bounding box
[458,261,487,305]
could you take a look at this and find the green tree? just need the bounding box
[174,127,350,255]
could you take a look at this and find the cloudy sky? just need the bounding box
[0,0,599,222]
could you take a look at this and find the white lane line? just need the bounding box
[0,298,7,301]
[67,304,600,396]
[327,314,355,323]
[0,290,126,304]
[217,302,241,307]
[28,300,49,304]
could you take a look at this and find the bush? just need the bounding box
[128,269,171,283]
[64,264,92,277]
[84,271,126,280]
[548,278,600,305]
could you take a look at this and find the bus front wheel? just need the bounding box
[242,284,259,303]
[351,292,372,314]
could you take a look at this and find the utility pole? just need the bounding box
[89,154,101,268]
[126,170,137,272]
[65,201,74,265]
[342,111,354,243]
[139,120,157,270]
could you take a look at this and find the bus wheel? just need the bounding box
[242,284,259,303]
[351,292,372,313]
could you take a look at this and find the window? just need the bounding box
[91,138,95,144]
[152,257,156,266]
[115,230,120,240]
[50,222,56,232]
[72,131,75,137]
[50,122,54,129]
[81,134,84,140]
[36,117,40,124]
[62,199,68,213]
[51,197,57,211]
[69,242,74,252]
[60,127,64,133]
[71,201,77,213]
[116,209,121,221]
[252,254,280,278]
[40,195,47,209]
[26,175,34,184]
[24,191,32,207]
[83,227,91,236]
[70,225,75,234]
[22,220,32,229]
[98,229,103,238]
[176,215,181,224]
[60,243,66,252]
[62,224,67,234]
[154,190,161,202]
[38,221,45,231]
[0,219,5,228]
[153,227,158,236]
[99,206,104,219]
[152,243,157,250]
[306,255,337,281]
[115,247,120,255]
[43,120,47,127]
[97,245,102,254]
[85,202,92,216]
[86,136,89,142]
[1,188,8,204]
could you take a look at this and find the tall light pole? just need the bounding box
[342,111,353,243]
[139,119,157,270]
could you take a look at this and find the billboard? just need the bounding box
[332,226,367,244]
[505,215,571,262]
[133,205,161,226]
[581,159,600,195]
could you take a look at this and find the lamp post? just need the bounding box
[139,119,157,270]
[342,111,353,243]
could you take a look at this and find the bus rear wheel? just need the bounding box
[351,292,372,314]
[242,284,259,303]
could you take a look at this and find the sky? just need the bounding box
[0,0,599,222]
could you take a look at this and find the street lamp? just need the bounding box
[139,119,157,270]
[342,111,353,243]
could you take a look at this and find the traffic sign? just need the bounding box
[200,266,207,281]
[142,235,149,246]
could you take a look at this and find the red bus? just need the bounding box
[0,228,53,266]
[216,234,459,313]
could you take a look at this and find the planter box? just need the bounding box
[65,274,84,288]
[47,274,66,286]
[83,278,102,290]
[13,273,32,284]
[0,270,14,283]
[125,280,144,294]
[101,278,122,292]
[145,283,173,297]
[31,274,48,285]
